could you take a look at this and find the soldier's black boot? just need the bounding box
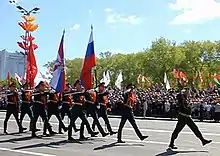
[202,139,212,146]
[169,138,178,149]
[4,121,8,134]
[140,135,149,141]
[110,131,117,135]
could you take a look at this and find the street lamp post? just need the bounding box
[10,0,40,87]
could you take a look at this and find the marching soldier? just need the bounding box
[20,83,34,131]
[44,90,68,134]
[4,82,24,134]
[31,81,56,137]
[169,90,212,149]
[80,89,109,139]
[92,82,117,135]
[68,80,99,140]
[117,83,148,143]
[59,83,79,134]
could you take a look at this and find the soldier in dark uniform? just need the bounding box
[92,82,117,135]
[80,90,109,139]
[68,80,99,140]
[31,81,56,137]
[117,83,148,143]
[43,90,68,134]
[169,90,212,149]
[4,82,24,134]
[59,83,79,134]
[20,83,34,131]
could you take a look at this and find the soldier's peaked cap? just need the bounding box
[74,80,81,87]
[99,82,105,87]
[9,82,16,87]
[35,81,45,88]
[126,83,135,89]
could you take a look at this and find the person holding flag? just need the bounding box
[49,31,79,134]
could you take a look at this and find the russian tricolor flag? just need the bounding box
[50,30,66,93]
[80,26,96,89]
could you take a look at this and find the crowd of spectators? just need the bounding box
[108,85,220,122]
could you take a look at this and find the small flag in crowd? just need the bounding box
[15,73,23,85]
[115,71,123,89]
[7,72,10,86]
[80,25,96,89]
[50,30,66,93]
[164,72,171,90]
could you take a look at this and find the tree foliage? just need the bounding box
[44,37,220,88]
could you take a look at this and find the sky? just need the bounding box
[1,0,220,73]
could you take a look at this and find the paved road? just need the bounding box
[0,112,219,156]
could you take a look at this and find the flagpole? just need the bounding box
[94,66,98,88]
[90,25,98,88]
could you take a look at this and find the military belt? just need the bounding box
[179,112,191,118]
[74,102,83,106]
[34,101,44,105]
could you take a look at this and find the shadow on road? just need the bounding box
[13,139,84,150]
[0,136,35,143]
[0,131,28,137]
[93,142,144,150]
[155,148,208,156]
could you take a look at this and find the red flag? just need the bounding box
[26,36,38,88]
[7,72,10,86]
[80,26,96,89]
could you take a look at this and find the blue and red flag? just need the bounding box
[50,30,66,93]
[80,26,96,89]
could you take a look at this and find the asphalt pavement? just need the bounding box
[0,112,219,156]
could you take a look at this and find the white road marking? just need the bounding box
[0,118,219,137]
[110,137,168,145]
[0,147,55,156]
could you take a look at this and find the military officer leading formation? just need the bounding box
[2,80,212,149]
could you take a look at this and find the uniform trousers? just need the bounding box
[117,106,143,141]
[44,104,67,134]
[59,103,77,133]
[4,104,22,132]
[68,104,94,138]
[92,104,113,133]
[20,102,33,130]
[81,103,106,137]
[31,104,53,136]
[170,114,205,144]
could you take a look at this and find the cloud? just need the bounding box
[169,0,220,25]
[70,24,80,30]
[104,8,113,13]
[104,8,141,25]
